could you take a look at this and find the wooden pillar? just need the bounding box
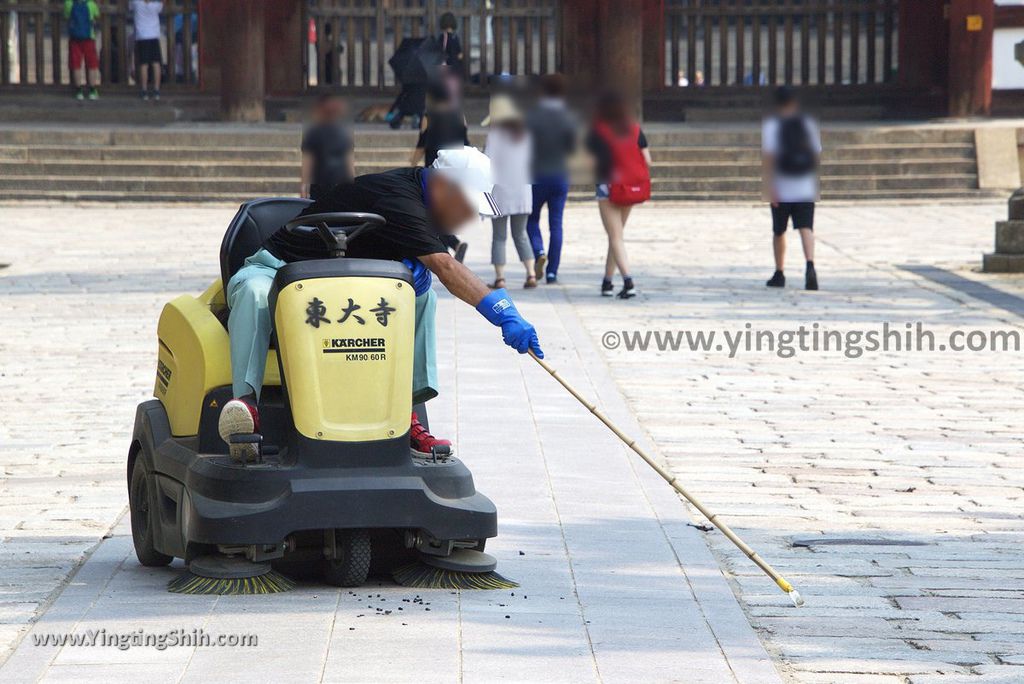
[200,0,267,120]
[218,0,266,121]
[598,0,645,115]
[265,0,305,96]
[897,0,949,92]
[561,0,651,115]
[948,0,995,116]
[197,0,222,94]
[560,0,599,93]
[642,0,665,92]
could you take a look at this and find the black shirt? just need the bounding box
[586,127,648,184]
[263,168,447,263]
[439,32,463,75]
[416,108,470,167]
[301,122,354,191]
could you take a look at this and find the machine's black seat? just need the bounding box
[219,198,313,289]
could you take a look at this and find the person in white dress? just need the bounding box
[483,95,536,289]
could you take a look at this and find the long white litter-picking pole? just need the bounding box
[528,351,803,607]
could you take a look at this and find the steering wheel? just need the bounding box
[284,212,386,252]
[284,211,387,241]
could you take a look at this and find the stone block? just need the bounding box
[976,128,1022,190]
[1007,188,1024,219]
[983,253,1024,273]
[995,220,1024,254]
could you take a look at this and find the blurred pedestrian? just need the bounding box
[526,73,576,284]
[411,80,469,167]
[173,12,198,83]
[411,81,470,261]
[586,91,650,299]
[131,0,163,100]
[300,94,355,202]
[762,86,821,290]
[65,0,101,100]
[438,12,464,78]
[484,95,536,289]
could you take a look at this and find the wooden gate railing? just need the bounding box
[0,0,198,88]
[664,0,899,88]
[306,0,560,89]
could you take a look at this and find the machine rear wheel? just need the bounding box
[129,457,173,567]
[323,529,371,587]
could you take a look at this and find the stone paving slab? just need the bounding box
[554,200,1024,682]
[0,204,780,682]
[5,200,1023,682]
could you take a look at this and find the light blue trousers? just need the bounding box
[226,249,438,403]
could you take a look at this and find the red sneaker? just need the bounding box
[218,399,261,463]
[409,412,452,458]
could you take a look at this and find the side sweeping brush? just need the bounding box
[167,555,296,595]
[391,549,519,590]
[528,351,804,608]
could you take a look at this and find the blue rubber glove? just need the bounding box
[476,289,544,358]
[401,258,433,296]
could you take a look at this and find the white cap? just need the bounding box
[431,146,500,217]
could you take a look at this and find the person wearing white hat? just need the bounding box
[482,95,536,289]
[218,147,543,459]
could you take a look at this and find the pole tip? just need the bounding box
[788,590,804,607]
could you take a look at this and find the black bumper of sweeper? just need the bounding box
[130,400,497,553]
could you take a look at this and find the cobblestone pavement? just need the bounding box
[0,204,223,660]
[552,200,1024,683]
[1,200,1021,683]
[0,201,776,682]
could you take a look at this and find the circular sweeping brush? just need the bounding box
[168,555,296,595]
[392,549,518,590]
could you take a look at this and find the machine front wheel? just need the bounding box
[323,529,371,587]
[129,457,173,567]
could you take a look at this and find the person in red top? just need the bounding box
[586,91,651,299]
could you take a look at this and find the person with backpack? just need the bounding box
[64,0,101,100]
[762,86,822,290]
[586,91,651,299]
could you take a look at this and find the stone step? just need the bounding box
[0,124,979,149]
[0,128,303,148]
[0,123,985,202]
[0,143,976,166]
[0,158,977,181]
[566,188,998,201]
[0,145,303,163]
[0,187,997,203]
[679,105,889,123]
[639,129,977,147]
[0,172,977,195]
[645,160,977,178]
[652,143,976,162]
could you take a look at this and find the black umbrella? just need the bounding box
[389,36,443,85]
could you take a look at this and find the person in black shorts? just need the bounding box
[761,87,822,290]
[131,0,164,100]
[300,94,355,203]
